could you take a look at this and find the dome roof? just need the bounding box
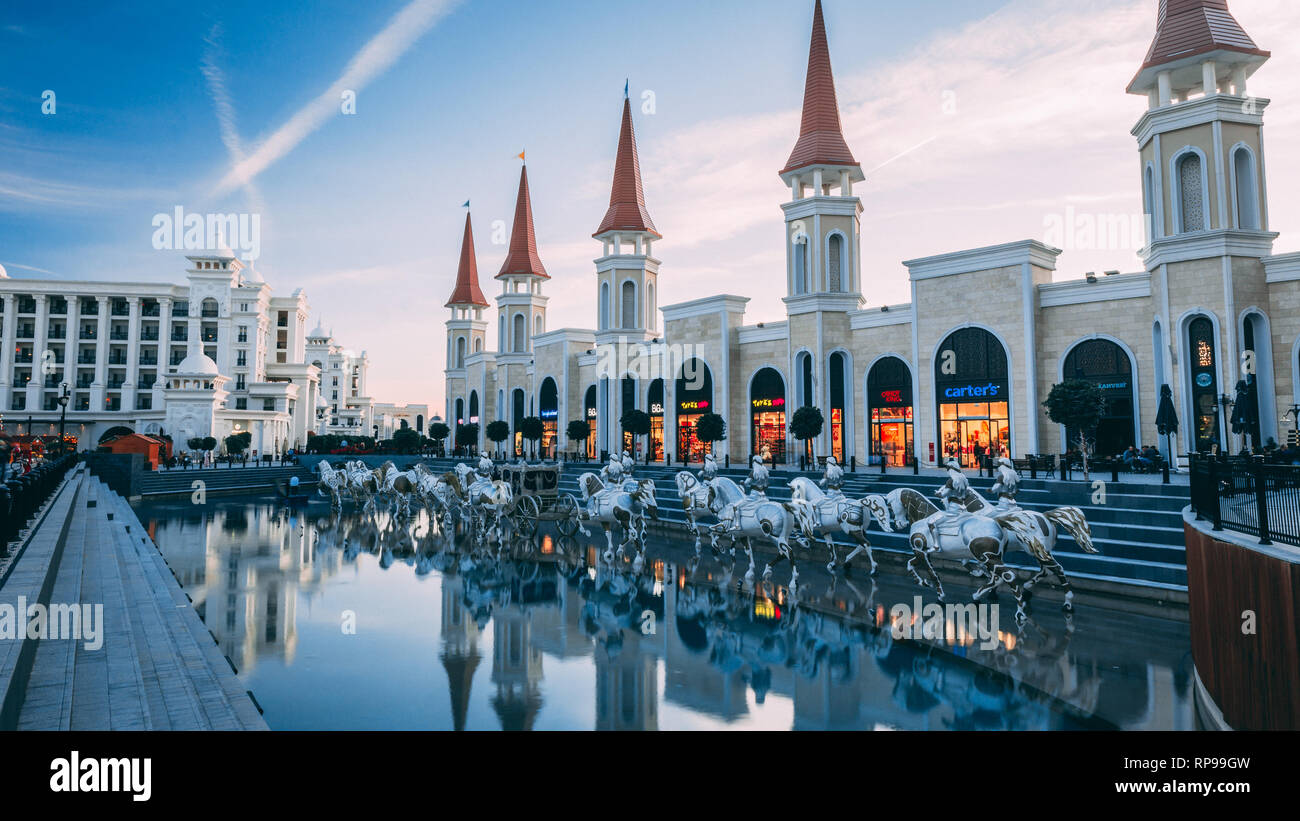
[241,265,265,284]
[309,322,328,339]
[176,352,221,376]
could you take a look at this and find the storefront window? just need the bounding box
[750,367,786,464]
[676,359,712,463]
[934,328,1009,467]
[1187,317,1218,452]
[584,386,598,459]
[648,379,664,462]
[829,352,847,463]
[539,378,558,460]
[868,356,913,467]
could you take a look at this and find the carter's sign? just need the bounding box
[943,383,1001,399]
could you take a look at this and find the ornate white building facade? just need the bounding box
[306,325,429,438]
[0,252,317,454]
[445,0,1300,469]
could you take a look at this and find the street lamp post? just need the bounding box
[57,382,71,455]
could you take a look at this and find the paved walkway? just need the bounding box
[0,466,266,730]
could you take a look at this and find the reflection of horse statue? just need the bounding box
[577,473,659,562]
[674,471,717,550]
[704,477,800,585]
[787,477,880,574]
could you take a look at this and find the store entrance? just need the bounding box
[939,402,1009,467]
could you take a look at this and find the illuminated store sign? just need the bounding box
[942,383,1001,399]
[540,410,558,420]
[879,389,904,405]
[751,397,785,409]
[650,403,665,415]
[586,408,598,418]
[679,400,709,411]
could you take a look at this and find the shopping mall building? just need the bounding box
[445,0,1300,468]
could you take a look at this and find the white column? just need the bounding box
[1157,71,1172,107]
[1232,66,1248,97]
[90,296,109,411]
[123,296,140,412]
[1202,61,1217,96]
[29,294,48,411]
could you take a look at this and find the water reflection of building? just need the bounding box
[490,600,545,731]
[439,573,482,732]
[148,504,341,672]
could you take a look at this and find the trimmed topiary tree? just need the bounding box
[520,416,545,461]
[791,406,824,465]
[1043,378,1106,479]
[695,412,727,460]
[486,420,511,459]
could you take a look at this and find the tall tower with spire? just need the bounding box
[1127,0,1281,454]
[445,210,488,447]
[496,163,550,356]
[781,0,863,304]
[593,91,661,344]
[782,0,865,461]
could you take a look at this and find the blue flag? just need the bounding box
[462,199,470,209]
[624,79,629,98]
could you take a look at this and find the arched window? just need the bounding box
[1176,151,1206,233]
[1062,338,1136,456]
[600,282,610,330]
[584,385,598,459]
[473,337,482,353]
[468,391,479,424]
[512,388,526,457]
[456,336,466,368]
[538,377,558,458]
[676,359,713,463]
[647,283,655,329]
[499,315,505,349]
[621,280,637,329]
[534,314,543,336]
[868,357,914,467]
[828,352,848,462]
[1187,316,1219,452]
[828,234,844,292]
[513,313,526,353]
[934,327,1010,466]
[455,398,464,426]
[1233,147,1260,230]
[793,236,808,295]
[1143,165,1157,243]
[750,367,787,464]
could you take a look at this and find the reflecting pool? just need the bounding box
[131,495,1195,730]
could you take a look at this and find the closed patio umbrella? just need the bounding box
[1230,375,1260,453]
[1155,384,1178,470]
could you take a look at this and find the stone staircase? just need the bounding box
[137,465,315,498]
[0,466,267,730]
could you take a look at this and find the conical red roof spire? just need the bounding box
[445,212,488,308]
[1129,0,1268,93]
[497,165,548,279]
[782,0,859,176]
[594,95,660,239]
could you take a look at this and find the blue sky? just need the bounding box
[3,0,1299,412]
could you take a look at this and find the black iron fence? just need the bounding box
[0,454,79,555]
[1189,453,1300,547]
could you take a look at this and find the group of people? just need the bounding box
[1120,445,1165,472]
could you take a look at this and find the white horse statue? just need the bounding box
[703,476,800,586]
[316,460,347,508]
[674,471,717,550]
[787,476,880,574]
[576,473,659,562]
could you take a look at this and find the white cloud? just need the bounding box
[214,0,461,194]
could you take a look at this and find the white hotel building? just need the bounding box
[305,325,430,438]
[0,252,318,454]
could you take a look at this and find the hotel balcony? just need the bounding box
[16,325,34,339]
[77,354,96,365]
[141,304,160,318]
[79,330,97,340]
[110,330,129,341]
[140,329,159,341]
[170,331,188,342]
[139,355,158,366]
[47,327,66,339]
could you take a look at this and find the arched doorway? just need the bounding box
[1062,338,1136,457]
[675,359,713,463]
[1186,316,1220,452]
[868,357,913,467]
[934,327,1010,466]
[647,379,665,462]
[828,352,849,463]
[512,388,526,457]
[750,367,786,464]
[584,385,598,459]
[539,378,558,459]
